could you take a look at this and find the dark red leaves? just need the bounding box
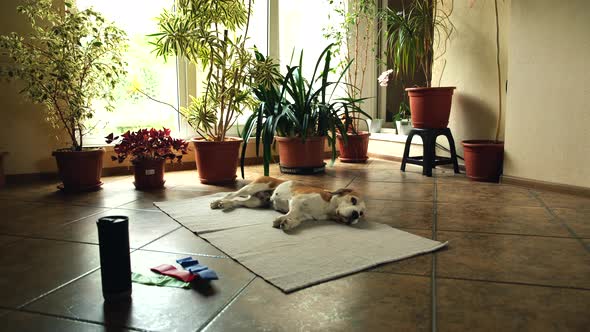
[105,128,189,164]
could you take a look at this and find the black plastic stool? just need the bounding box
[401,128,460,177]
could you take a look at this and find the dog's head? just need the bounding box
[330,188,366,225]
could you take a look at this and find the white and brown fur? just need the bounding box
[210,176,367,231]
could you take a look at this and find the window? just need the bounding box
[278,1,340,77]
[77,0,180,145]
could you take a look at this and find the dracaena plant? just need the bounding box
[240,44,370,176]
[149,0,259,142]
[0,0,127,151]
[382,0,454,88]
[105,128,189,164]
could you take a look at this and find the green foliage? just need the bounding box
[149,0,255,142]
[240,45,371,177]
[382,0,454,88]
[0,0,128,150]
[324,0,377,130]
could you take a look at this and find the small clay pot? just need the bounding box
[337,132,370,163]
[192,138,242,184]
[133,158,166,190]
[275,136,325,170]
[406,87,456,129]
[462,140,504,183]
[53,148,105,192]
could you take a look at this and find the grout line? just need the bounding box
[135,226,183,250]
[17,267,101,309]
[0,233,100,246]
[431,228,590,240]
[431,173,438,332]
[15,307,153,332]
[368,269,590,292]
[196,276,257,332]
[435,275,590,292]
[529,190,590,253]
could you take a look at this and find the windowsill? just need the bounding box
[369,132,423,145]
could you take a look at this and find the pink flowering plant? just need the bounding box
[105,128,189,164]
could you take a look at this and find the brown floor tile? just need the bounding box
[42,209,180,248]
[348,179,434,201]
[0,201,105,237]
[550,208,590,238]
[117,188,218,211]
[436,231,590,289]
[204,273,431,332]
[0,238,99,308]
[142,227,226,257]
[356,167,435,183]
[366,200,433,229]
[437,278,590,332]
[0,310,116,332]
[437,182,540,207]
[371,229,434,276]
[534,190,590,210]
[26,250,255,332]
[437,203,570,237]
[0,234,24,246]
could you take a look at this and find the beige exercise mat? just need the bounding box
[155,194,447,293]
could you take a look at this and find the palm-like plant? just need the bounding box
[149,0,256,142]
[382,0,454,87]
[240,44,370,176]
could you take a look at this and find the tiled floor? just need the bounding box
[0,159,589,331]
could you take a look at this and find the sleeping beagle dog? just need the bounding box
[210,176,366,231]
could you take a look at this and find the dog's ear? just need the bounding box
[330,188,353,196]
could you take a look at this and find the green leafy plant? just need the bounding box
[324,0,377,131]
[0,0,127,151]
[240,44,370,176]
[149,0,258,142]
[382,0,454,87]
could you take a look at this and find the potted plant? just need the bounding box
[395,98,413,135]
[150,0,258,184]
[382,0,455,129]
[462,0,504,182]
[0,0,127,191]
[325,0,377,163]
[105,128,189,190]
[240,45,366,176]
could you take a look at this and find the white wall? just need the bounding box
[503,0,590,188]
[432,0,510,155]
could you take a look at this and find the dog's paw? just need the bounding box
[273,216,300,231]
[210,199,224,209]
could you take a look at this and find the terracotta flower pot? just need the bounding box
[276,136,325,169]
[406,87,456,128]
[192,138,242,184]
[462,140,504,183]
[52,148,105,192]
[133,158,166,190]
[337,132,370,163]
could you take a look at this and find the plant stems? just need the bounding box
[494,0,502,142]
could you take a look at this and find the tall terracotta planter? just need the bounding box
[53,148,105,192]
[133,158,166,190]
[462,140,504,183]
[406,87,456,128]
[337,132,370,163]
[276,136,325,172]
[192,138,242,184]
